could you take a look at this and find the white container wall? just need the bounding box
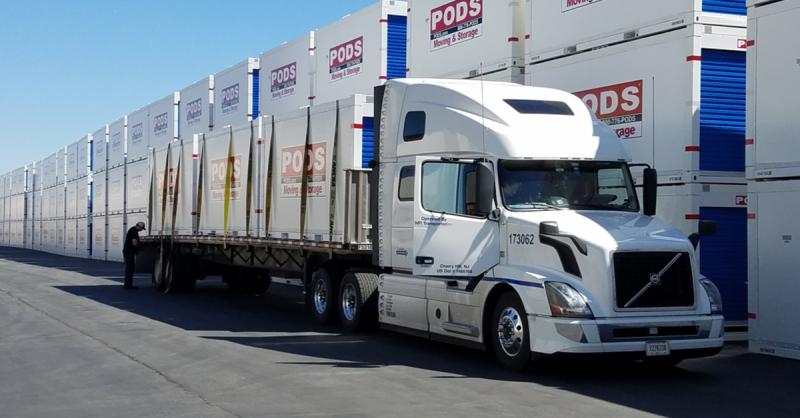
[108,118,126,168]
[213,58,260,130]
[314,1,407,104]
[408,0,525,81]
[64,218,78,257]
[92,211,106,261]
[746,0,800,180]
[748,179,800,360]
[180,76,213,140]
[149,92,180,151]
[78,135,90,179]
[77,217,89,258]
[93,125,110,174]
[107,213,126,262]
[126,107,149,163]
[530,24,747,183]
[259,32,315,116]
[643,182,749,322]
[108,166,125,215]
[126,159,149,218]
[66,141,79,182]
[528,0,746,61]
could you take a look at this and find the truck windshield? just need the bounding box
[498,160,640,212]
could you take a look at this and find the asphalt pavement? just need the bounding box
[0,247,798,418]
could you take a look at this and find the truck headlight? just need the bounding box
[700,278,724,315]
[545,282,594,319]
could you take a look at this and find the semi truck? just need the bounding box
[141,79,725,370]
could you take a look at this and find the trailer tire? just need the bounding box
[152,251,167,292]
[310,267,340,325]
[164,254,185,293]
[339,272,379,332]
[490,292,531,372]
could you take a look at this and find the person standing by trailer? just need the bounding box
[123,222,146,289]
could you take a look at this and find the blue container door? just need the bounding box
[698,206,747,321]
[699,49,746,172]
[361,117,375,169]
[386,15,407,80]
[702,0,746,15]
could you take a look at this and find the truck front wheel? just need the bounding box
[339,272,378,332]
[490,292,532,372]
[310,267,340,325]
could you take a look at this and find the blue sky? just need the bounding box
[0,0,376,174]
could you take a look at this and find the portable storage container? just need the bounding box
[313,1,407,104]
[530,24,748,183]
[78,135,90,179]
[56,148,66,188]
[126,158,149,217]
[65,217,77,257]
[213,58,260,130]
[151,140,194,236]
[55,184,65,254]
[745,0,800,180]
[126,107,149,164]
[23,165,34,249]
[748,179,800,360]
[259,32,315,117]
[0,174,5,246]
[66,180,78,219]
[31,163,43,250]
[267,95,374,242]
[107,213,126,262]
[407,0,525,81]
[149,92,180,151]
[528,0,746,62]
[180,76,213,140]
[42,153,57,189]
[77,217,89,258]
[109,118,126,168]
[108,166,125,215]
[92,169,107,260]
[67,141,79,182]
[641,182,749,322]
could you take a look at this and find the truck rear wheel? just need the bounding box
[490,292,532,372]
[310,267,340,325]
[339,272,379,332]
[164,254,195,293]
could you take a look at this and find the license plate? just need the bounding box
[645,341,671,357]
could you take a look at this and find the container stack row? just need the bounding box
[746,0,800,361]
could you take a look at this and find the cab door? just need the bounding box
[412,157,500,278]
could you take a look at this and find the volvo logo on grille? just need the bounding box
[649,273,662,286]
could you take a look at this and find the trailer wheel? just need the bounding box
[310,267,340,325]
[339,272,379,332]
[152,251,167,292]
[490,292,531,372]
[164,254,194,293]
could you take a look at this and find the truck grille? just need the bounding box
[613,252,694,309]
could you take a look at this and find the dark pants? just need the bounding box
[124,253,136,288]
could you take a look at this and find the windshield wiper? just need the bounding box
[509,202,565,211]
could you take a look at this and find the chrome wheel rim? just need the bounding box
[313,279,328,315]
[497,307,525,357]
[341,283,358,322]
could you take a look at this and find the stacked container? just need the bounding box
[92,121,113,260]
[407,0,525,83]
[8,167,27,248]
[259,32,315,117]
[527,2,750,325]
[0,174,5,246]
[180,76,213,141]
[746,0,800,360]
[313,1,407,104]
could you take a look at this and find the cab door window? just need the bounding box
[421,162,480,217]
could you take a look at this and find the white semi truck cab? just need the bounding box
[143,79,725,370]
[369,79,724,369]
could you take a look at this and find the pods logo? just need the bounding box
[271,62,297,99]
[329,37,364,82]
[562,0,603,13]
[574,80,643,139]
[430,0,483,51]
[210,156,242,201]
[153,112,169,136]
[186,98,203,124]
[221,83,240,114]
[280,143,327,197]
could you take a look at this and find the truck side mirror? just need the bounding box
[689,220,717,249]
[540,221,560,235]
[476,162,495,218]
[642,168,657,217]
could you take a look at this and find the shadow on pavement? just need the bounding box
[3,246,799,417]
